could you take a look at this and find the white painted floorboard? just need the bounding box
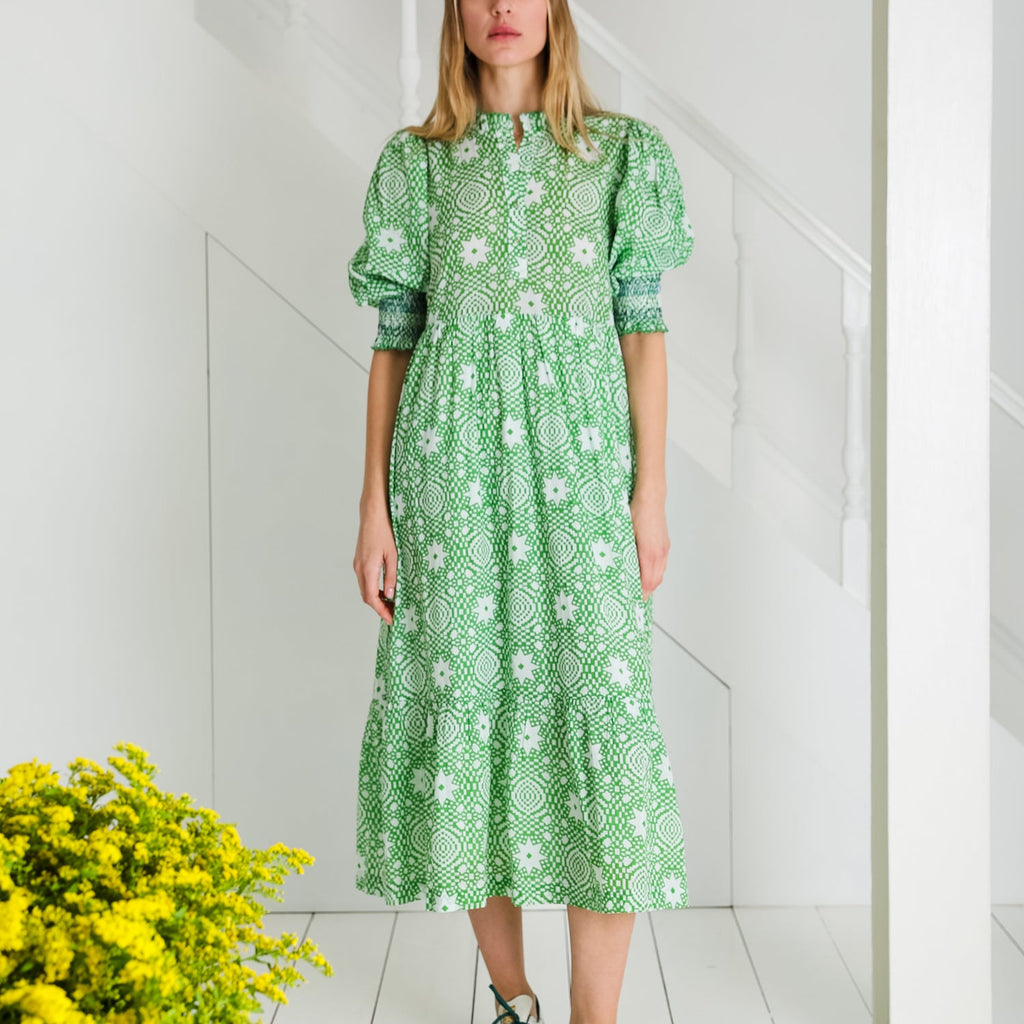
[652,907,772,1023]
[373,911,479,1024]
[618,913,673,1024]
[733,907,871,1024]
[243,912,310,1023]
[816,906,873,1009]
[267,912,396,1024]
[258,905,1024,1023]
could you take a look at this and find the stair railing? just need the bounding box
[571,5,873,603]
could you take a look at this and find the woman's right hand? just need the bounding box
[354,504,399,624]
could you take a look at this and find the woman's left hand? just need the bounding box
[629,490,670,602]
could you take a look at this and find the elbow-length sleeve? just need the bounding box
[347,129,430,351]
[608,119,694,337]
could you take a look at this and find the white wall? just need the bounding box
[0,56,213,810]
[0,0,374,910]
[585,0,871,252]
[991,0,1024,666]
[993,0,1024,395]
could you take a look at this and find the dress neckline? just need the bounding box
[472,108,547,136]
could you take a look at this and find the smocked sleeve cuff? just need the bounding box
[370,291,428,351]
[611,274,668,336]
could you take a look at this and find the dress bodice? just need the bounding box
[349,109,694,350]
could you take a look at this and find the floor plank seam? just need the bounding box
[563,908,572,993]
[814,904,872,1016]
[472,943,482,1024]
[730,908,777,1024]
[647,912,676,1024]
[370,912,398,1024]
[269,913,313,1024]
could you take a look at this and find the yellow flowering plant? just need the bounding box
[0,742,334,1024]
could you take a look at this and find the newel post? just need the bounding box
[400,0,421,126]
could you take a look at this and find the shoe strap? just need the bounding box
[489,984,538,1024]
[489,983,520,1024]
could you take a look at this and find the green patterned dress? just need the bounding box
[348,108,694,914]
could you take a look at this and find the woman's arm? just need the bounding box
[619,331,670,602]
[354,348,413,623]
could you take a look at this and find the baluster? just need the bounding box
[282,0,310,104]
[399,0,421,126]
[731,176,757,500]
[841,272,870,602]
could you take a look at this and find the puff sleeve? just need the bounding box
[608,119,694,337]
[347,129,430,351]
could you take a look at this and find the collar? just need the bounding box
[472,108,548,136]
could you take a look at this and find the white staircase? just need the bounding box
[195,0,1024,749]
[190,0,1024,905]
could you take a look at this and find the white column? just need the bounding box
[841,272,870,604]
[731,176,757,501]
[871,0,992,1021]
[399,0,421,127]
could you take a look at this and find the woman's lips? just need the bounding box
[489,29,521,37]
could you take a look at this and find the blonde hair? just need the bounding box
[404,0,626,155]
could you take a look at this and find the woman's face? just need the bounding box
[459,0,549,68]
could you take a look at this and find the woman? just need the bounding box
[349,1,694,1022]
